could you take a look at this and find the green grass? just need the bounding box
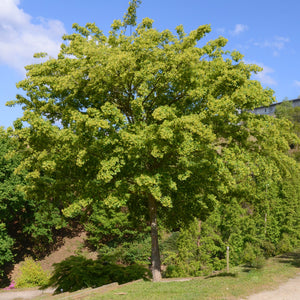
[84,250,300,300]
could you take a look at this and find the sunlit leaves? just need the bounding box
[8,6,298,238]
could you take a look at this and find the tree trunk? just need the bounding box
[148,194,162,282]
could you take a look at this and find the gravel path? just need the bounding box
[243,273,300,300]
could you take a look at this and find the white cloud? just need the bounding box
[253,36,290,56]
[230,24,248,36]
[245,60,277,86]
[294,80,300,87]
[0,0,66,73]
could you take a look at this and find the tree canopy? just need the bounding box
[0,128,68,279]
[8,1,298,280]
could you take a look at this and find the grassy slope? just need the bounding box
[84,250,300,300]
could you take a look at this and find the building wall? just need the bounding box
[253,98,300,116]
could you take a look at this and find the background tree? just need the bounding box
[0,128,68,284]
[8,1,297,280]
[0,129,20,274]
[275,101,300,135]
[275,100,300,160]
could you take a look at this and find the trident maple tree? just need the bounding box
[9,1,297,281]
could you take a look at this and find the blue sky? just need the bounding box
[1,0,300,128]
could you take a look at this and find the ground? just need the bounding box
[9,231,98,283]
[245,273,300,300]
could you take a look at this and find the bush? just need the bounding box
[276,233,293,254]
[15,257,50,288]
[242,243,265,269]
[161,221,227,277]
[164,265,183,278]
[260,240,276,258]
[44,255,151,293]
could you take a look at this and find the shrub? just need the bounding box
[260,240,276,258]
[276,233,293,254]
[44,255,151,293]
[15,257,50,288]
[161,221,227,277]
[164,265,183,278]
[242,243,265,269]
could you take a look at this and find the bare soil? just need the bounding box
[9,231,98,282]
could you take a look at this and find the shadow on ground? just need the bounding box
[205,272,237,279]
[278,251,300,268]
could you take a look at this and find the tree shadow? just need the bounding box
[277,251,300,268]
[205,272,237,279]
[241,268,252,273]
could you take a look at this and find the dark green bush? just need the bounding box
[44,255,151,293]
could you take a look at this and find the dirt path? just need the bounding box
[243,273,300,300]
[0,288,54,300]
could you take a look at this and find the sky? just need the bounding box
[1,0,300,128]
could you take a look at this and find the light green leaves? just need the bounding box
[63,198,92,218]
[152,106,177,121]
[8,2,298,235]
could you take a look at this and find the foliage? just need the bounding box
[8,1,298,279]
[242,242,265,268]
[1,125,68,258]
[275,100,300,161]
[0,223,14,275]
[161,220,226,277]
[0,129,67,273]
[0,128,24,270]
[161,161,300,276]
[276,100,300,136]
[15,257,50,288]
[83,202,148,249]
[276,233,294,254]
[45,255,151,293]
[97,235,151,265]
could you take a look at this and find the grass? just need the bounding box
[10,248,300,300]
[85,250,300,300]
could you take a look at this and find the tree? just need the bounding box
[275,100,300,138]
[8,1,297,281]
[0,128,67,277]
[0,128,28,277]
